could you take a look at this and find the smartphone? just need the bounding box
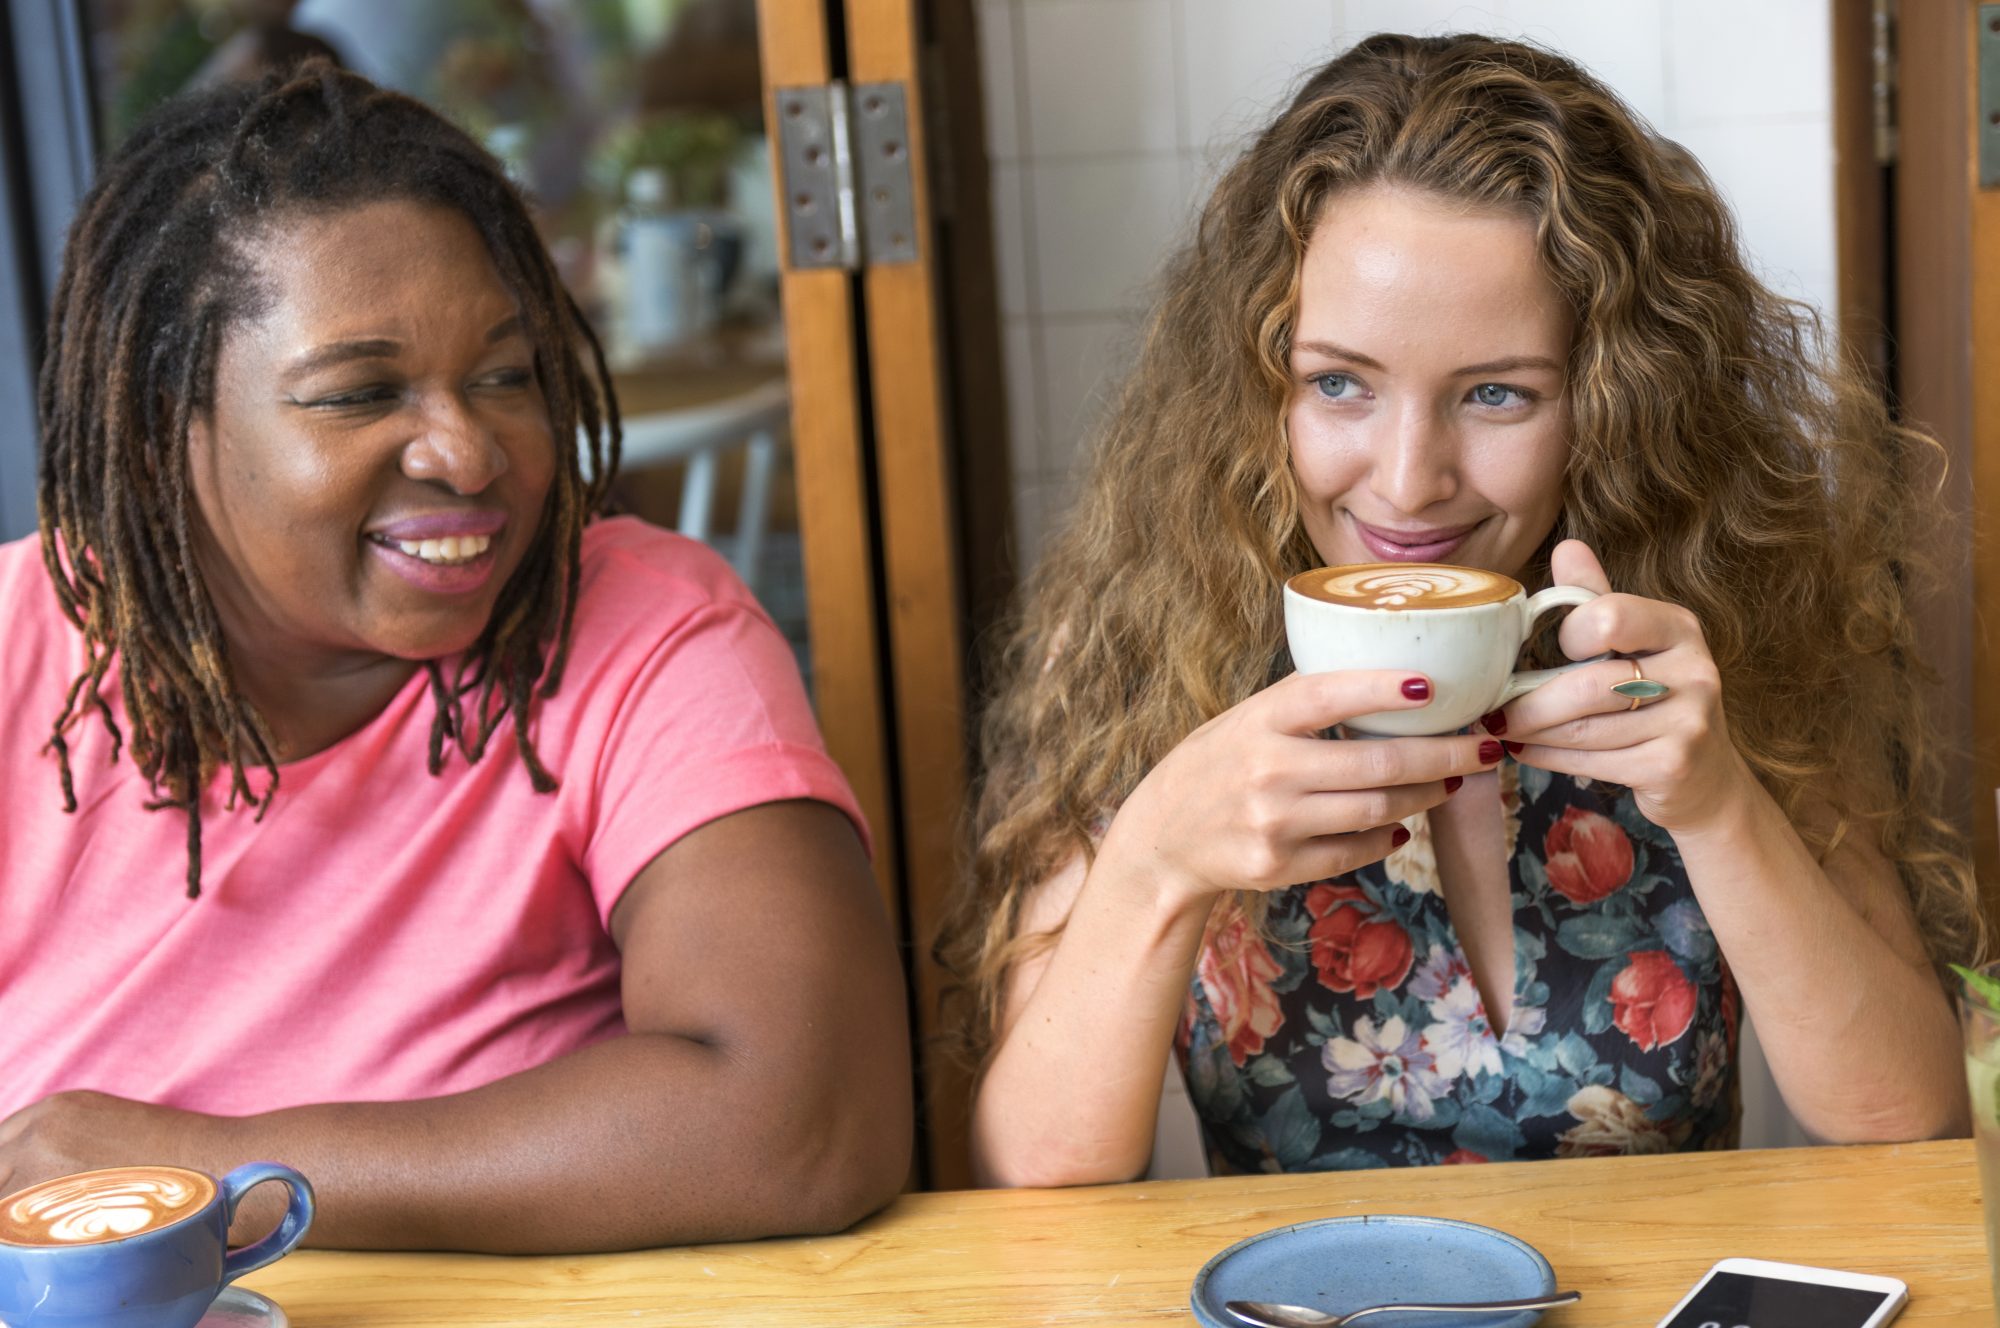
[1653,1258,1908,1328]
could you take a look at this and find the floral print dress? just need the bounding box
[1174,759,1740,1173]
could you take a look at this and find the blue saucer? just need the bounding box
[1190,1213,1557,1328]
[199,1287,288,1326]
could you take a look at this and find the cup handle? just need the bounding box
[1497,585,1602,707]
[219,1162,315,1285]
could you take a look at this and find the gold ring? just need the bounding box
[1610,658,1670,710]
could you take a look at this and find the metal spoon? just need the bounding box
[1225,1289,1581,1327]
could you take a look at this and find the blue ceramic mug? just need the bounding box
[0,1162,313,1328]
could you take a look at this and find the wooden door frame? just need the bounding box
[759,0,1007,1192]
[754,0,904,933]
[1868,1,1990,897]
[924,0,1017,667]
[842,0,980,1194]
[1834,0,1891,386]
[909,0,1016,1187]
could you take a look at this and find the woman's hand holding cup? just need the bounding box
[1484,540,1755,835]
[1102,669,1505,915]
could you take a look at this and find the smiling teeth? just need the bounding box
[395,534,491,564]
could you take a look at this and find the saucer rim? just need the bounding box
[1189,1211,1557,1327]
[204,1284,288,1327]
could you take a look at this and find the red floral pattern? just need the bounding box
[1544,807,1634,905]
[1197,907,1287,1065]
[1306,882,1414,998]
[1176,765,1736,1175]
[1610,950,1698,1050]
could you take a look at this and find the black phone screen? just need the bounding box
[1661,1270,1894,1328]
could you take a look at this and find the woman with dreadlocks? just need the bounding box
[0,64,910,1250]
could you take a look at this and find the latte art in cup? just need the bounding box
[0,1160,312,1328]
[1293,562,1521,610]
[1283,561,1599,735]
[0,1166,216,1247]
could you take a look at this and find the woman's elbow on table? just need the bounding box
[611,801,914,1238]
[802,1121,911,1233]
[1804,1098,1972,1147]
[980,1157,1150,1190]
[1781,1062,1973,1147]
[972,1125,1152,1190]
[743,1073,913,1234]
[711,993,914,1234]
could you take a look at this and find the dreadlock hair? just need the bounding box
[36,61,621,898]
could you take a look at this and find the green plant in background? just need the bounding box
[421,0,560,145]
[590,111,743,210]
[614,0,686,50]
[1956,964,2000,1011]
[570,0,642,106]
[102,0,223,146]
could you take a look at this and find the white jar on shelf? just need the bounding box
[616,167,706,357]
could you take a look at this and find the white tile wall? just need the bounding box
[978,0,1023,161]
[991,164,1034,317]
[1021,2,1183,156]
[1671,118,1839,313]
[1039,318,1135,468]
[1003,321,1044,489]
[1511,0,1670,127]
[1030,156,1193,315]
[979,0,1833,1175]
[1342,0,1520,44]
[1179,0,1340,155]
[1665,0,1831,123]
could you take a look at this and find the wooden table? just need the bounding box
[238,1140,1992,1325]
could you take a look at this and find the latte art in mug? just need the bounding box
[1294,562,1520,609]
[0,1166,215,1246]
[1284,562,1598,735]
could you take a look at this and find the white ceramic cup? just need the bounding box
[1283,565,1599,736]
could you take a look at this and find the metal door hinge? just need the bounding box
[776,81,919,270]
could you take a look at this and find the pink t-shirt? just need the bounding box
[0,517,866,1119]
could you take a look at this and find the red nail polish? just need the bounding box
[1478,740,1504,764]
[1480,709,1507,735]
[1401,677,1431,701]
[1444,776,1464,794]
[1391,825,1411,848]
[1503,740,1524,755]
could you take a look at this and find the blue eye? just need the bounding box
[1315,373,1361,400]
[1471,383,1528,408]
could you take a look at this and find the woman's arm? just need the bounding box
[1501,541,1963,1143]
[970,840,1217,1188]
[0,799,914,1252]
[1667,784,1964,1142]
[971,671,1500,1187]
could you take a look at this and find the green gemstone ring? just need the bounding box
[1611,661,1670,710]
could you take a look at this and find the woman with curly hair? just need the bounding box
[0,63,910,1248]
[945,32,1983,1185]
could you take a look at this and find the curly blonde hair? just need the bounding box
[939,32,1984,1066]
